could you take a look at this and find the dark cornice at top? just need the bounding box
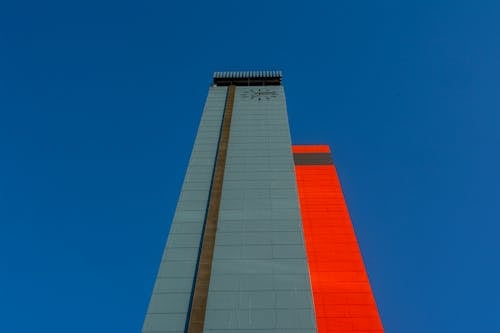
[213,71,282,86]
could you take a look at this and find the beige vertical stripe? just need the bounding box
[186,85,235,333]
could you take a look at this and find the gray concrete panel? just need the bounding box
[142,86,227,332]
[142,313,186,332]
[147,292,191,313]
[204,86,316,332]
[206,331,315,333]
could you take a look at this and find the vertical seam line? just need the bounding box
[186,85,236,333]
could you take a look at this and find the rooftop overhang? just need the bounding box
[213,71,282,86]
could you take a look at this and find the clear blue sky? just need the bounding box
[1,1,499,332]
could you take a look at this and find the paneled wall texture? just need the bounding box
[142,72,384,333]
[293,145,384,333]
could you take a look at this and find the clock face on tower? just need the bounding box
[240,88,278,101]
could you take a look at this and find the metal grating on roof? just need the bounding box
[213,70,282,79]
[213,71,282,86]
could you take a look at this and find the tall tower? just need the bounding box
[142,71,384,332]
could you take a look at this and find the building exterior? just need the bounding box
[142,71,384,333]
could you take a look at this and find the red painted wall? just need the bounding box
[293,145,384,332]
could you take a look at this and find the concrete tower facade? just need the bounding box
[142,71,383,333]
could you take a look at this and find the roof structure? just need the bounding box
[213,70,282,86]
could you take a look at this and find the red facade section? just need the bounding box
[292,144,331,153]
[293,145,384,333]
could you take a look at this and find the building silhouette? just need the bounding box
[142,71,383,332]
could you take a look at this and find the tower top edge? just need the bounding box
[213,70,282,86]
